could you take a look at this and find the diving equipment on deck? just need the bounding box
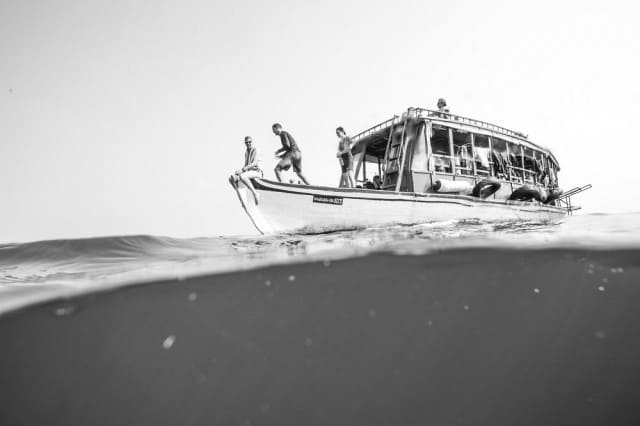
[433,179,473,194]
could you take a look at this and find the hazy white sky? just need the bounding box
[1,0,639,242]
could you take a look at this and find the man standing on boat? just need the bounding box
[272,123,310,185]
[335,126,355,188]
[229,136,262,204]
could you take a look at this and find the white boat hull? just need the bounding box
[232,179,566,234]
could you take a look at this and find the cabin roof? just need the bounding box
[351,108,561,169]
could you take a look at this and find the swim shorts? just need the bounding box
[340,153,353,173]
[278,150,303,173]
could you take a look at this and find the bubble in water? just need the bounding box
[53,306,76,316]
[265,280,271,287]
[463,305,470,311]
[163,335,176,349]
[188,292,197,301]
[323,260,331,267]
[601,277,608,283]
[368,309,377,318]
[288,275,296,282]
[533,288,540,294]
[598,286,605,292]
[595,331,606,339]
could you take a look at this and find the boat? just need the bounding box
[230,107,590,234]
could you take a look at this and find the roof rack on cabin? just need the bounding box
[352,115,398,143]
[352,107,529,144]
[410,108,528,140]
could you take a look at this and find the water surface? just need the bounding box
[1,212,639,314]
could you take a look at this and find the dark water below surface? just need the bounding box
[1,246,639,426]
[2,214,640,425]
[1,213,639,313]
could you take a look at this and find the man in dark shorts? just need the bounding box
[272,123,310,185]
[335,126,355,188]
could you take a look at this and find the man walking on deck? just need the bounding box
[229,136,262,204]
[272,123,310,185]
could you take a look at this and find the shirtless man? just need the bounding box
[229,136,261,204]
[335,126,355,188]
[272,123,310,185]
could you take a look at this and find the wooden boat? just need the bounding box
[231,107,589,234]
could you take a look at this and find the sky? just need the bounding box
[1,0,639,243]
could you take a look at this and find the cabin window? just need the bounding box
[548,157,558,187]
[535,152,549,187]
[411,123,429,172]
[473,134,491,176]
[452,129,472,175]
[491,138,509,179]
[522,147,536,183]
[429,125,452,173]
[508,143,523,182]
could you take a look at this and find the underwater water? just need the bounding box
[2,213,640,426]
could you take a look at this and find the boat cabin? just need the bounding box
[351,107,561,202]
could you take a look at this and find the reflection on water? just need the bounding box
[0,213,639,313]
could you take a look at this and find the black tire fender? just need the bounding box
[509,185,545,202]
[472,177,501,198]
[544,187,563,204]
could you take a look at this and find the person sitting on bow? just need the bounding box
[229,136,262,204]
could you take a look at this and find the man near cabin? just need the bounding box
[229,136,262,204]
[336,126,355,188]
[272,123,310,185]
[436,98,450,118]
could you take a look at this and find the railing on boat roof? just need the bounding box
[351,115,399,144]
[411,108,529,140]
[352,107,529,144]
